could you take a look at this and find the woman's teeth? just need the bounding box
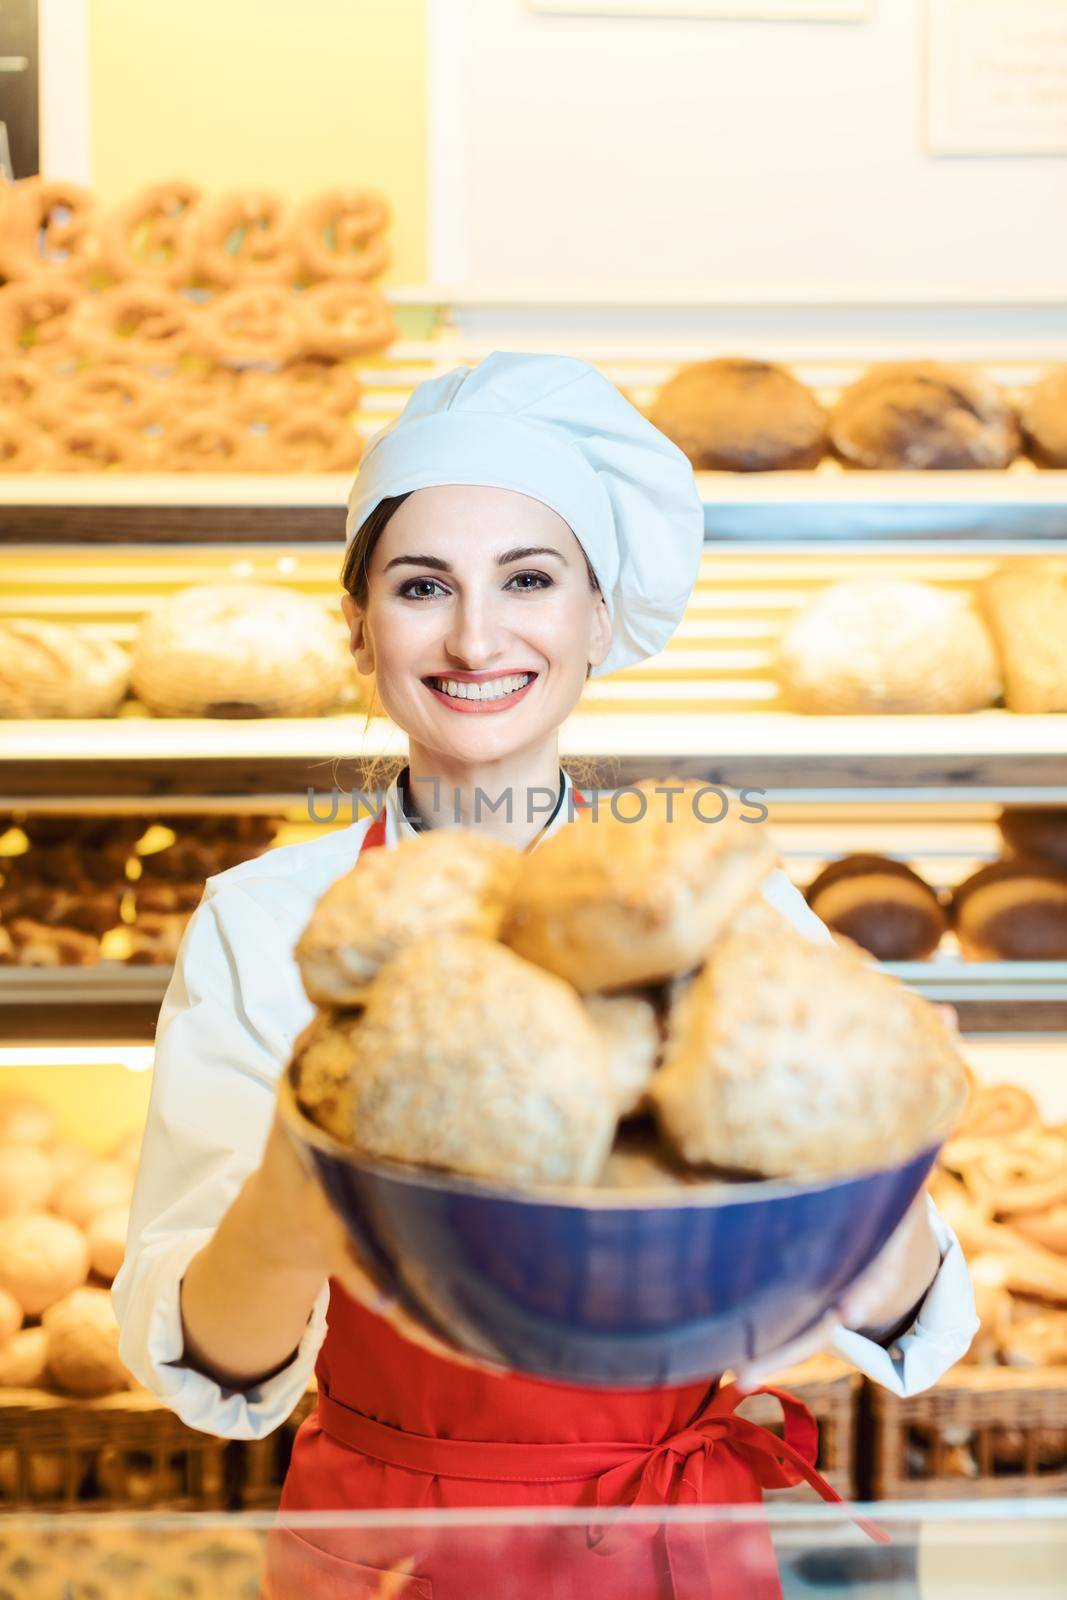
[428,673,534,701]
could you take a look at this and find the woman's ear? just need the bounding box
[587,592,613,673]
[341,593,375,676]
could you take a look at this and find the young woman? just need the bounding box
[114,353,977,1599]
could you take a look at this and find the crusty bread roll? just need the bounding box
[998,807,1067,870]
[0,621,130,718]
[43,1286,129,1397]
[51,1160,134,1230]
[0,1326,48,1387]
[86,1205,129,1283]
[297,829,522,1005]
[804,854,947,961]
[650,899,967,1179]
[502,779,776,993]
[131,583,353,717]
[646,357,827,471]
[0,1287,22,1344]
[296,935,616,1187]
[582,990,661,1117]
[980,564,1067,713]
[0,1144,55,1217]
[777,580,1000,714]
[1020,365,1067,468]
[951,861,1067,961]
[0,1212,90,1315]
[830,362,1019,470]
[0,917,100,966]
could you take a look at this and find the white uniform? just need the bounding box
[113,770,978,1441]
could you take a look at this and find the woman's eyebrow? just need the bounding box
[383,546,568,573]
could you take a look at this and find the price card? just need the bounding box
[524,1,868,17]
[926,0,1067,155]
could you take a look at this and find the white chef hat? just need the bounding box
[345,351,705,678]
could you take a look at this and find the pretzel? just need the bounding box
[0,177,100,280]
[292,188,390,282]
[298,281,396,359]
[76,282,196,365]
[958,1130,1067,1219]
[196,284,303,365]
[0,357,48,411]
[52,415,147,473]
[101,180,203,285]
[263,410,364,472]
[38,365,163,433]
[942,1082,1040,1169]
[238,358,363,418]
[194,190,298,286]
[0,411,52,472]
[0,277,82,355]
[161,411,254,472]
[170,356,243,407]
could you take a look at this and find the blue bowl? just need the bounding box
[281,1072,959,1387]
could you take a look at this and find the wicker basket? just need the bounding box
[870,1366,1067,1500]
[0,1387,229,1510]
[735,1356,861,1501]
[231,1388,317,1510]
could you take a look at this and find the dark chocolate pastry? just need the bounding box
[646,357,828,471]
[999,808,1067,871]
[1021,365,1067,468]
[951,860,1067,961]
[804,853,946,961]
[830,362,1019,470]
[0,873,123,936]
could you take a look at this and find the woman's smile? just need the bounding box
[422,669,538,712]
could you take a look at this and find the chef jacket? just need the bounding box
[112,768,979,1441]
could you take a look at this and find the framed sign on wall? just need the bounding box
[524,1,870,16]
[925,0,1067,155]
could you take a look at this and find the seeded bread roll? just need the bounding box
[502,778,776,993]
[298,828,522,1005]
[296,934,616,1188]
[0,621,130,718]
[951,861,1067,961]
[1020,365,1067,467]
[980,564,1067,713]
[647,357,827,471]
[998,807,1067,871]
[804,854,947,961]
[830,362,1020,470]
[777,580,1000,715]
[650,898,967,1179]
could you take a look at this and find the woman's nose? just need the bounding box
[443,594,503,667]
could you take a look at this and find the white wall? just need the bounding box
[428,0,1067,300]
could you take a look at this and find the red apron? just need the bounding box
[269,792,846,1599]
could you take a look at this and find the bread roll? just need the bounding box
[52,1161,134,1229]
[1020,365,1067,467]
[0,1326,48,1387]
[0,621,130,718]
[0,1094,56,1146]
[0,1287,22,1343]
[998,807,1067,870]
[43,1286,129,1397]
[951,861,1067,961]
[0,1144,55,1217]
[0,917,100,966]
[804,854,947,961]
[646,357,827,471]
[980,564,1067,713]
[583,990,661,1116]
[0,1213,90,1315]
[777,580,1000,714]
[131,583,353,717]
[650,899,967,1179]
[87,1205,129,1283]
[830,362,1019,470]
[597,1124,703,1190]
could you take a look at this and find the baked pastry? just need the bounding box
[980,564,1067,713]
[130,583,353,717]
[583,990,661,1116]
[998,807,1067,870]
[20,815,142,881]
[1020,365,1067,467]
[0,622,130,718]
[0,1094,57,1145]
[0,877,123,937]
[0,1213,90,1316]
[646,358,827,471]
[0,1145,55,1217]
[0,1327,48,1388]
[951,861,1067,961]
[650,898,967,1179]
[502,778,776,993]
[804,854,947,961]
[297,828,522,1005]
[1001,1312,1067,1369]
[776,580,1000,714]
[597,1123,703,1190]
[43,1286,129,1397]
[0,919,100,966]
[295,934,616,1187]
[51,1161,134,1230]
[126,912,191,964]
[829,362,1020,470]
[0,1289,22,1345]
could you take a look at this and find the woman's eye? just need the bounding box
[398,577,449,600]
[507,571,552,592]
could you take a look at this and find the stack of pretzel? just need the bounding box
[0,177,397,472]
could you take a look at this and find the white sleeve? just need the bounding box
[830,1195,979,1395]
[111,883,328,1441]
[759,867,979,1394]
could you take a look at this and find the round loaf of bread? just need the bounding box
[647,357,827,471]
[998,807,1067,870]
[980,563,1067,714]
[804,854,947,961]
[1021,365,1067,467]
[776,580,1000,714]
[43,1286,129,1397]
[297,934,616,1188]
[951,861,1067,961]
[830,362,1019,470]
[0,1212,89,1316]
[0,622,130,718]
[130,583,352,717]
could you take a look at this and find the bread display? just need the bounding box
[294,791,967,1192]
[1020,364,1067,467]
[502,779,776,992]
[998,807,1067,871]
[297,829,523,1005]
[776,580,1001,714]
[829,362,1020,470]
[804,854,947,961]
[646,357,828,471]
[980,564,1067,714]
[0,622,130,718]
[951,861,1067,961]
[130,583,354,717]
